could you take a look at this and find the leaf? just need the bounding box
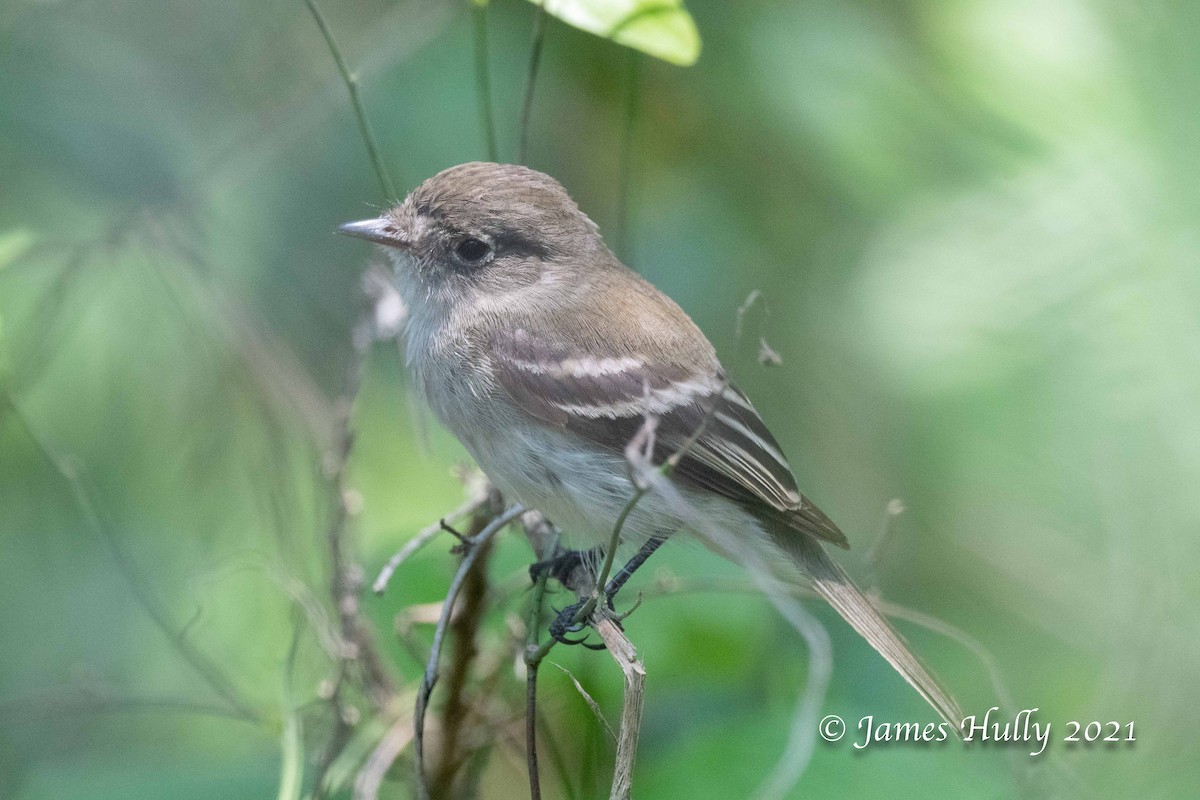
[527,0,701,66]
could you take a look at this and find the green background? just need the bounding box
[1,0,1196,797]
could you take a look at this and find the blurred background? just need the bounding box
[2,0,1198,797]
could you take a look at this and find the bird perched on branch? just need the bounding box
[339,161,961,729]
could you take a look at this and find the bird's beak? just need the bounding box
[336,217,409,249]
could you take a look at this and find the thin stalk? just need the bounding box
[304,0,397,199]
[523,527,559,800]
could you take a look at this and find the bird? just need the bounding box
[338,161,962,728]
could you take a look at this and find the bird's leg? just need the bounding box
[547,533,670,648]
[528,546,602,587]
[602,534,667,601]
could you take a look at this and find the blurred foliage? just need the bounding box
[2,0,1199,798]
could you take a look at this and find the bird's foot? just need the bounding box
[547,598,618,650]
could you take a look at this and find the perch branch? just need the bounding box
[595,619,645,800]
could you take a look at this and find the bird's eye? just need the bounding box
[454,237,492,265]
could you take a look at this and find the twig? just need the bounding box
[303,0,398,199]
[0,687,260,724]
[414,503,526,800]
[522,517,560,800]
[865,498,906,568]
[525,657,544,800]
[327,318,395,707]
[579,374,729,626]
[624,464,831,800]
[517,2,549,165]
[373,477,491,594]
[431,490,505,799]
[472,1,499,162]
[314,314,395,796]
[595,619,645,800]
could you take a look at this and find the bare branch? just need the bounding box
[373,474,492,594]
[431,488,506,799]
[414,503,526,800]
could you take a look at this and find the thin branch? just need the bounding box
[373,477,491,594]
[314,312,396,797]
[327,317,395,707]
[518,3,549,165]
[303,0,398,199]
[431,491,505,798]
[0,687,260,725]
[522,517,560,800]
[472,1,499,162]
[414,503,526,800]
[525,659,544,800]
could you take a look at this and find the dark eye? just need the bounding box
[454,237,492,264]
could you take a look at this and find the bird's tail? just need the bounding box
[774,529,964,733]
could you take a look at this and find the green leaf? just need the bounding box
[527,0,701,66]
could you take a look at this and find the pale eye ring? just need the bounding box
[454,237,492,264]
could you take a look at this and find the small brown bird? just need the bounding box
[339,162,961,727]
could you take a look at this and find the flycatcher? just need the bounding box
[339,162,960,727]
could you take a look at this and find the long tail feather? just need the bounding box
[777,530,964,732]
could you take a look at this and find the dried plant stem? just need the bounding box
[328,319,395,707]
[595,619,644,800]
[303,0,397,199]
[313,316,395,799]
[525,659,544,800]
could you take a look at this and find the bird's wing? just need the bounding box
[488,327,847,547]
